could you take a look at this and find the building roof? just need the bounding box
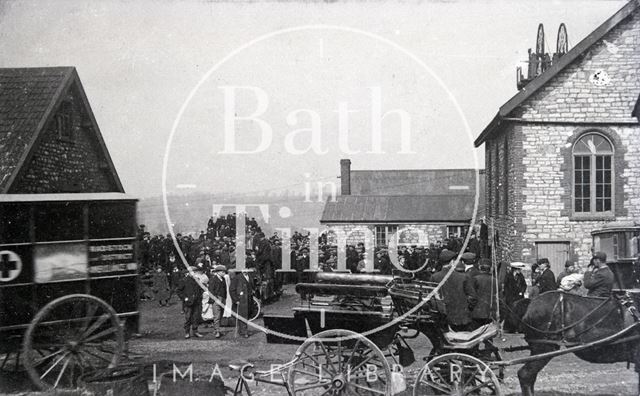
[474,0,640,147]
[349,168,483,196]
[0,193,136,203]
[320,194,478,223]
[0,67,123,193]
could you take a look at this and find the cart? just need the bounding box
[255,266,640,395]
[257,272,503,395]
[0,193,139,390]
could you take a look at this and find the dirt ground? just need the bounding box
[1,285,639,395]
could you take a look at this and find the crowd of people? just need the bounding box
[528,250,614,298]
[136,214,615,339]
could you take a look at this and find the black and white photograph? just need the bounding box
[1,0,640,394]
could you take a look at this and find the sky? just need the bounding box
[0,0,627,198]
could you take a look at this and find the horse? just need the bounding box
[515,291,640,396]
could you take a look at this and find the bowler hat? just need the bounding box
[213,265,227,272]
[565,260,574,268]
[537,258,550,265]
[593,251,607,262]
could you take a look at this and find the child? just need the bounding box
[152,266,171,306]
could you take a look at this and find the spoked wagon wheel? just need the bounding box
[288,329,392,395]
[22,294,124,390]
[413,353,501,395]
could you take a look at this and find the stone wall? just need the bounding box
[484,9,640,267]
[322,223,450,248]
[514,11,640,123]
[10,82,119,193]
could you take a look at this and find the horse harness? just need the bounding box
[529,292,640,346]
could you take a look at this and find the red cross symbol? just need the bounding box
[0,250,22,282]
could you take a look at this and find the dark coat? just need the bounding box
[466,266,480,279]
[230,273,253,319]
[209,274,227,301]
[176,275,203,306]
[471,272,496,320]
[152,271,170,301]
[504,271,527,306]
[296,255,310,272]
[535,268,556,294]
[432,267,476,326]
[375,256,392,275]
[583,266,615,297]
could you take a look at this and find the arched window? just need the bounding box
[573,133,614,214]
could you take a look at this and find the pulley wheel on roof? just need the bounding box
[557,23,568,56]
[536,23,545,56]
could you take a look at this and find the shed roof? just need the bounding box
[320,194,477,223]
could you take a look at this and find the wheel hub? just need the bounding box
[67,341,79,352]
[331,375,346,390]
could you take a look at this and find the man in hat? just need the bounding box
[431,250,476,331]
[556,260,577,287]
[462,252,479,278]
[504,263,527,307]
[230,268,254,338]
[584,252,615,297]
[176,267,204,339]
[534,258,556,294]
[296,248,310,283]
[254,232,274,281]
[208,265,228,338]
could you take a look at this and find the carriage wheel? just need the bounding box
[22,294,124,390]
[288,329,392,395]
[413,353,501,396]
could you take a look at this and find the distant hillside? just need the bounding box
[137,192,326,236]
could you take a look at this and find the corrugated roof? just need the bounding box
[320,195,477,223]
[474,0,640,147]
[0,67,74,191]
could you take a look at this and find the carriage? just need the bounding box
[239,227,640,396]
[234,271,503,395]
[0,193,139,390]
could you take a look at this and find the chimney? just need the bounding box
[340,159,351,195]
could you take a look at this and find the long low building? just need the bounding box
[320,159,485,249]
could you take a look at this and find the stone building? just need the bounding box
[0,67,123,194]
[474,0,640,274]
[320,159,484,270]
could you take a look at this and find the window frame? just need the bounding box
[375,224,398,247]
[571,132,615,218]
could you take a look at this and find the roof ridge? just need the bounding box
[1,67,76,192]
[474,0,640,147]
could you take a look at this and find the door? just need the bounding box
[535,242,570,277]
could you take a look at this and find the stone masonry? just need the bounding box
[10,82,119,194]
[485,8,640,267]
